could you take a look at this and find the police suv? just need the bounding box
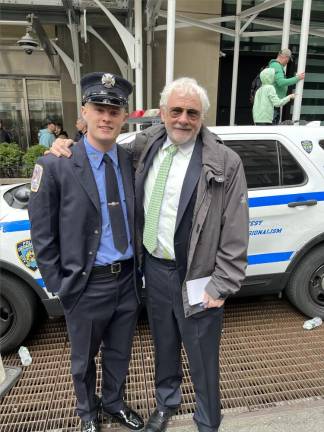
[1,125,324,353]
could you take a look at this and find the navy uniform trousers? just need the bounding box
[144,253,223,432]
[63,261,139,421]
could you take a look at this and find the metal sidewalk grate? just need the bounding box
[0,319,67,432]
[220,299,324,412]
[1,298,324,431]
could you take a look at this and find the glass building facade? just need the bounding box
[217,0,324,124]
[0,77,63,149]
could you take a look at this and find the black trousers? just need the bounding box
[144,253,223,432]
[63,265,139,421]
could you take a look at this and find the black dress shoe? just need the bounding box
[144,408,177,432]
[103,405,144,431]
[80,418,100,432]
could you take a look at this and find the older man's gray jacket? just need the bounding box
[131,124,249,317]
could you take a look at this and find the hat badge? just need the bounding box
[101,73,115,88]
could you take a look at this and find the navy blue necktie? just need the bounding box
[103,154,128,254]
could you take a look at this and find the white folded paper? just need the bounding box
[186,276,211,306]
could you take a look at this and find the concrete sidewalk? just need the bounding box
[164,399,324,432]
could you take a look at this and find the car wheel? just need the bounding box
[0,273,37,353]
[286,245,324,318]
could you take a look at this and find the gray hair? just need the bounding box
[159,77,210,117]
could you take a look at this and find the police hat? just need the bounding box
[81,72,133,107]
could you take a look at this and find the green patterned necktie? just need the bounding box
[143,144,178,254]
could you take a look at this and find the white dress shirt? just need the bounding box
[144,136,195,259]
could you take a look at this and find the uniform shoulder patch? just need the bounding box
[31,164,43,192]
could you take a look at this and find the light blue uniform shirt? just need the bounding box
[84,137,133,264]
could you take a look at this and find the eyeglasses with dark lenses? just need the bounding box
[167,107,201,120]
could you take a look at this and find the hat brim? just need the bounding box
[83,95,128,107]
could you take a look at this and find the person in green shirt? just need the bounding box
[269,48,305,124]
[253,68,295,125]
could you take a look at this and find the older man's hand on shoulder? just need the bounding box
[45,138,74,157]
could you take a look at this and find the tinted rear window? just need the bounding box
[225,139,306,189]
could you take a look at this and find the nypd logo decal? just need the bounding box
[301,140,313,154]
[16,239,38,272]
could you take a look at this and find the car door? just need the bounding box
[221,133,324,280]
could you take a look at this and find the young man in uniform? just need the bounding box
[29,72,144,432]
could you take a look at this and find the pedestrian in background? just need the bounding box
[74,117,87,141]
[253,68,295,125]
[55,122,69,139]
[29,72,144,432]
[269,48,304,124]
[38,118,56,148]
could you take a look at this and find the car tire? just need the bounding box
[286,245,324,318]
[0,273,37,353]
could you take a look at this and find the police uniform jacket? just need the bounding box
[28,139,140,312]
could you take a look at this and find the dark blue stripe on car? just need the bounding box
[248,251,293,265]
[249,192,324,207]
[0,220,31,232]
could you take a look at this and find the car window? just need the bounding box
[279,145,306,186]
[225,139,306,189]
[225,140,279,188]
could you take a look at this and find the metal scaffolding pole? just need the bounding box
[69,21,81,115]
[279,0,292,123]
[0,20,29,26]
[146,0,162,108]
[229,0,241,125]
[146,26,153,109]
[127,66,135,131]
[127,18,134,126]
[292,0,312,122]
[166,0,176,85]
[281,0,292,49]
[134,0,143,111]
